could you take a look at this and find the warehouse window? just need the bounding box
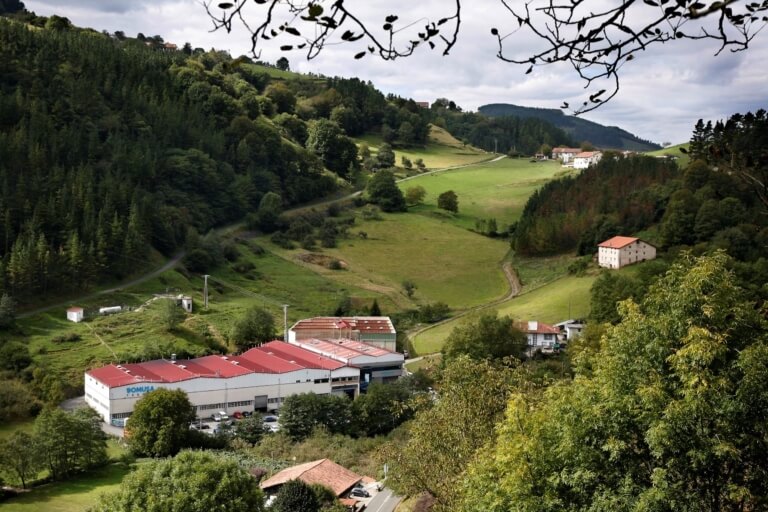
[227,400,253,408]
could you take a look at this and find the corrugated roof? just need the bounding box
[260,459,362,496]
[87,341,352,388]
[290,316,396,335]
[293,338,398,361]
[598,236,639,249]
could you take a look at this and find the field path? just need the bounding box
[406,259,522,344]
[17,154,506,320]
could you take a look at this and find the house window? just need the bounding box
[544,334,554,341]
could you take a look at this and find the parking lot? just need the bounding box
[190,412,280,435]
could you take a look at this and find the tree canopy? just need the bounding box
[125,388,196,457]
[442,312,527,361]
[91,451,265,512]
[230,306,277,351]
[461,252,768,511]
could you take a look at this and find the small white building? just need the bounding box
[551,147,581,164]
[67,307,84,323]
[598,236,657,269]
[573,151,602,169]
[520,321,561,351]
[180,296,193,313]
[555,319,585,341]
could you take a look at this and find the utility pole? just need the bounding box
[203,275,209,310]
[282,304,289,342]
[494,138,498,154]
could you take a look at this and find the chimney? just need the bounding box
[171,353,176,362]
[528,321,538,331]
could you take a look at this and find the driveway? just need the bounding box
[365,488,402,512]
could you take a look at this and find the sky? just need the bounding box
[26,0,768,145]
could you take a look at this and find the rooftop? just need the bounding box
[260,459,362,496]
[574,151,601,158]
[292,338,401,362]
[552,147,581,153]
[290,316,396,335]
[87,341,348,388]
[598,236,640,249]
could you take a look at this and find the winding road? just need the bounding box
[18,153,508,321]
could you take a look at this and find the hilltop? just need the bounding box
[478,103,661,151]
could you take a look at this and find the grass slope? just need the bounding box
[0,463,134,512]
[356,130,490,170]
[646,143,690,168]
[267,212,510,309]
[400,158,568,230]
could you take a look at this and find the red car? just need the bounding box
[232,411,243,420]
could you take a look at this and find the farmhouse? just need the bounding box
[597,236,657,269]
[573,151,603,169]
[289,338,404,390]
[551,147,581,164]
[519,321,561,351]
[66,306,84,323]
[260,459,363,497]
[288,316,397,351]
[555,319,585,341]
[84,341,360,426]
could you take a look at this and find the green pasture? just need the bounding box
[356,132,491,170]
[400,158,568,230]
[410,273,595,355]
[268,212,510,310]
[16,241,389,386]
[0,462,136,512]
[645,143,690,168]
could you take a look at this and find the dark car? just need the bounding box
[349,488,370,498]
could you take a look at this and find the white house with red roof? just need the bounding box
[520,321,561,351]
[84,341,360,425]
[573,151,603,169]
[66,307,84,323]
[598,236,656,269]
[288,316,397,352]
[289,338,404,389]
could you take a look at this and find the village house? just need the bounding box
[520,320,561,351]
[598,236,657,269]
[573,151,603,169]
[551,147,582,165]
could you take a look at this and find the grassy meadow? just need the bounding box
[645,143,690,168]
[399,158,570,231]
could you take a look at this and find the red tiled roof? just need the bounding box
[67,307,83,312]
[291,316,395,335]
[552,147,581,154]
[574,151,601,158]
[517,321,560,335]
[260,459,362,496]
[598,236,639,249]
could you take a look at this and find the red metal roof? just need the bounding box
[291,316,395,335]
[87,341,352,388]
[598,236,639,249]
[67,307,83,312]
[292,338,398,362]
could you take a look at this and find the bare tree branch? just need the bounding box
[204,0,768,115]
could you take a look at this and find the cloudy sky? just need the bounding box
[26,0,768,145]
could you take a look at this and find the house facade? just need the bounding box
[573,151,602,169]
[597,236,657,269]
[520,321,561,351]
[551,147,581,164]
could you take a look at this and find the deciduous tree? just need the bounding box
[442,312,527,361]
[92,451,265,512]
[231,306,277,351]
[437,190,458,213]
[126,388,196,457]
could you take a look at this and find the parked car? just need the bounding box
[232,411,243,420]
[212,413,222,422]
[218,410,229,421]
[241,411,253,418]
[263,415,280,432]
[349,488,370,498]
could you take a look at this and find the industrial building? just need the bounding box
[288,316,397,351]
[85,341,360,426]
[289,338,404,388]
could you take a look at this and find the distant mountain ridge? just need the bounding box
[478,103,661,151]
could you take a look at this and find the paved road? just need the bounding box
[365,488,402,512]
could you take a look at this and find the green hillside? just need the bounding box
[478,103,661,151]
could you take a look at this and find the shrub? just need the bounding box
[328,260,343,270]
[271,232,295,249]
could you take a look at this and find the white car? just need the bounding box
[218,410,229,421]
[263,415,280,432]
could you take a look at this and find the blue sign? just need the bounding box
[126,385,155,397]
